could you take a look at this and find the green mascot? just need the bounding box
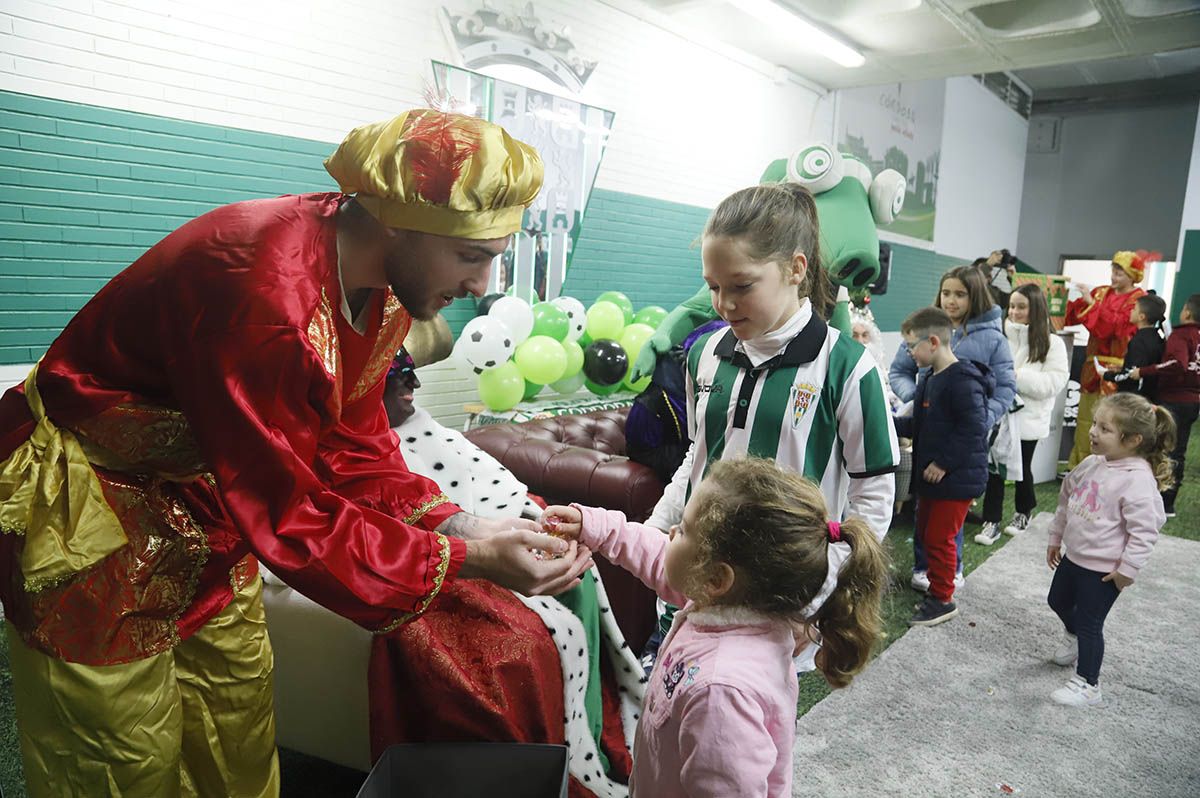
[628,143,906,382]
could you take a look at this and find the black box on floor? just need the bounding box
[356,743,569,798]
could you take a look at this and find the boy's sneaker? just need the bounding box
[974,522,1002,545]
[1051,674,1102,707]
[1004,513,1030,536]
[910,570,930,592]
[911,570,964,592]
[909,597,958,627]
[1051,632,1078,666]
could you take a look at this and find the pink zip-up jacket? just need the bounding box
[1049,454,1165,580]
[576,505,797,798]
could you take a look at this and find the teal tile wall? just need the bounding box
[0,88,980,365]
[0,90,336,365]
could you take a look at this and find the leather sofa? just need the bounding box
[464,408,666,654]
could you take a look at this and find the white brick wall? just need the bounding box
[1,0,834,209]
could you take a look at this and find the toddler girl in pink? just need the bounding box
[542,457,888,797]
[1046,392,1175,706]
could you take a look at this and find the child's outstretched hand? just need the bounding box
[541,506,583,541]
[1046,545,1062,569]
[1102,570,1133,591]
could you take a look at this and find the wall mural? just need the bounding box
[837,80,945,243]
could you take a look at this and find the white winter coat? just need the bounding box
[1006,322,1070,440]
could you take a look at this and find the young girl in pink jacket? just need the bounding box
[1046,392,1176,706]
[542,457,887,797]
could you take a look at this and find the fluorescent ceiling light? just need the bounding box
[728,0,866,68]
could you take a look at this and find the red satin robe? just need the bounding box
[0,192,465,665]
[1065,285,1145,394]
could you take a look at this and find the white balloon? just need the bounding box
[457,316,516,373]
[488,296,534,346]
[550,296,587,342]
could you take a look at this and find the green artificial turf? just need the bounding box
[2,435,1197,796]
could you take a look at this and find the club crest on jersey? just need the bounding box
[790,382,820,428]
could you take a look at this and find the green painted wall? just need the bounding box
[0,90,335,365]
[1171,229,1200,323]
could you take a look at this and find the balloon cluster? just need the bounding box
[455,291,669,412]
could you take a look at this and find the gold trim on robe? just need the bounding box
[373,532,453,635]
[347,293,411,403]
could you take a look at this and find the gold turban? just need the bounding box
[324,109,544,240]
[1112,251,1145,283]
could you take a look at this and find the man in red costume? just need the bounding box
[1063,250,1155,468]
[0,110,599,797]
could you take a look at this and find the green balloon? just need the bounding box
[477,362,524,412]
[523,379,544,401]
[619,323,656,392]
[561,339,584,378]
[530,302,570,341]
[586,301,625,341]
[585,377,623,396]
[514,335,568,385]
[597,291,634,325]
[578,330,593,348]
[633,305,669,328]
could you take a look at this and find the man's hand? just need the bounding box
[923,462,946,483]
[540,505,582,540]
[459,527,594,596]
[1101,570,1133,591]
[1046,545,1062,570]
[1128,367,1141,381]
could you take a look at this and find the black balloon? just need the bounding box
[582,339,629,386]
[475,292,505,317]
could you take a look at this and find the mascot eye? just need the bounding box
[786,144,844,194]
[868,169,906,225]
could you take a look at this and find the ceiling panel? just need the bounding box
[637,0,1200,91]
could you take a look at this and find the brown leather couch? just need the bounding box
[465,408,665,653]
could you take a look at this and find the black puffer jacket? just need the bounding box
[895,359,996,500]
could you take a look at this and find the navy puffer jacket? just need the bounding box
[894,359,995,500]
[889,305,1015,428]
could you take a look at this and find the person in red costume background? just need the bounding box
[0,110,598,797]
[1063,250,1157,469]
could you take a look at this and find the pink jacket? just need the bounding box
[577,505,797,798]
[1049,455,1165,579]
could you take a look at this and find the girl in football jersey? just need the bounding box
[643,183,899,665]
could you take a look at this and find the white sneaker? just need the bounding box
[1052,632,1078,666]
[955,571,965,591]
[974,522,1001,546]
[1051,674,1101,706]
[1004,512,1029,536]
[910,570,929,592]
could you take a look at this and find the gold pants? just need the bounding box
[7,577,280,798]
[1067,390,1101,470]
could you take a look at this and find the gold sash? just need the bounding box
[0,366,128,592]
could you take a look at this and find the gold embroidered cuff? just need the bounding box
[373,532,453,635]
[402,493,450,526]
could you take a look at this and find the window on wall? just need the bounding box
[1061,257,1177,343]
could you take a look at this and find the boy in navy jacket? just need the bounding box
[895,307,995,626]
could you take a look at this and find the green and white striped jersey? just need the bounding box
[647,309,899,540]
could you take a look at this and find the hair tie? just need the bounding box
[827,520,842,542]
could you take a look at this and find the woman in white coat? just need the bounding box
[980,282,1070,537]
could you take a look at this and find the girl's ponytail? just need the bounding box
[1148,404,1178,492]
[811,517,887,688]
